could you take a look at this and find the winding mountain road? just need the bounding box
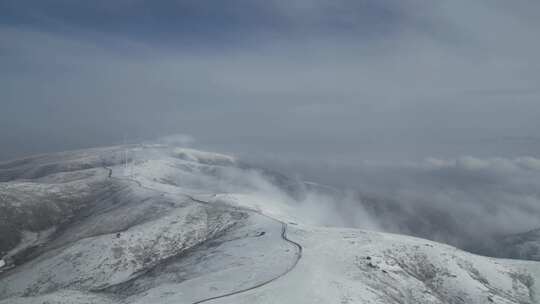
[188,196,303,303]
[104,166,303,303]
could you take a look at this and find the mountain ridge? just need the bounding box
[0,144,539,303]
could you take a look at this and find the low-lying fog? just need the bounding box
[245,154,540,257]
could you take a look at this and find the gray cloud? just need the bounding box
[2,0,539,160]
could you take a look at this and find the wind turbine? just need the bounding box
[123,135,129,177]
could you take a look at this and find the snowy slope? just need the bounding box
[210,226,535,304]
[0,144,538,304]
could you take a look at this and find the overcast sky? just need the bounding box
[1,0,540,161]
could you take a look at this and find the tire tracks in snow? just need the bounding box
[104,167,303,303]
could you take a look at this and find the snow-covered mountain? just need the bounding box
[0,144,539,304]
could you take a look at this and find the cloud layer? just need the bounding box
[1,1,540,161]
[255,155,540,257]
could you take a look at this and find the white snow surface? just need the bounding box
[0,144,538,304]
[213,226,535,304]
